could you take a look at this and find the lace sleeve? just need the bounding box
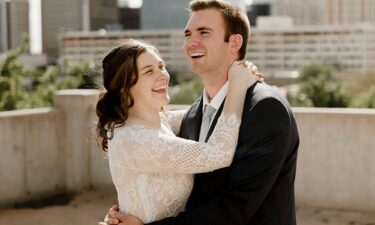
[112,113,241,174]
[167,110,187,135]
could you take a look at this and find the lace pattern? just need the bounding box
[108,112,241,223]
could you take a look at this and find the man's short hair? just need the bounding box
[189,0,250,60]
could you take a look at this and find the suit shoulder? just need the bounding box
[246,82,291,110]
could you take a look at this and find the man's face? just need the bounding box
[183,9,231,76]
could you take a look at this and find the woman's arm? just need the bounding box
[112,62,260,174]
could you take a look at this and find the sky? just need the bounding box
[29,0,253,55]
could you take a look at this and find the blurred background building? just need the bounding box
[0,0,29,52]
[140,0,247,30]
[273,0,375,26]
[41,0,118,61]
[141,0,190,29]
[247,0,273,26]
[119,7,140,30]
[2,0,375,75]
[61,23,375,75]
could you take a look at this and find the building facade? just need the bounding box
[41,0,118,60]
[119,7,140,30]
[0,0,28,53]
[141,0,248,30]
[61,24,375,75]
[274,0,375,26]
[141,0,190,30]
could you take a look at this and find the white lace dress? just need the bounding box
[108,110,241,223]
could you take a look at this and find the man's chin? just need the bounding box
[190,65,205,75]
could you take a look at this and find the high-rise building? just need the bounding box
[61,24,375,74]
[325,0,375,25]
[247,0,273,26]
[141,0,190,29]
[226,0,248,12]
[274,0,375,25]
[119,7,140,30]
[141,0,248,30]
[41,0,118,60]
[0,0,28,53]
[274,0,322,25]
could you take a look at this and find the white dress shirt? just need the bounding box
[201,81,229,126]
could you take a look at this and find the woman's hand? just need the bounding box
[228,61,264,90]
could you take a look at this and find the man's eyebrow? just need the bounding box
[197,27,212,31]
[184,27,213,34]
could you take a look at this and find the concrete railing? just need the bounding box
[0,108,65,206]
[0,89,375,212]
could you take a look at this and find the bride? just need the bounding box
[96,39,262,224]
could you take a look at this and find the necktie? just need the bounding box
[199,104,216,142]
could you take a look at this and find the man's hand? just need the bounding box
[98,205,143,225]
[98,205,121,225]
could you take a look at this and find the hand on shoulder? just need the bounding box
[228,61,264,90]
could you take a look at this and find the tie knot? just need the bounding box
[204,105,215,117]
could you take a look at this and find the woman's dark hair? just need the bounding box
[96,39,158,151]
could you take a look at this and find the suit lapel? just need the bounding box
[185,97,204,141]
[204,98,225,142]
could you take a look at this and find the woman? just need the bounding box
[96,39,262,223]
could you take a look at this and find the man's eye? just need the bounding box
[184,33,191,37]
[145,70,152,75]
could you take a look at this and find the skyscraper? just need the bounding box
[274,0,322,25]
[325,0,375,25]
[141,0,190,29]
[119,7,140,30]
[0,0,29,53]
[41,0,118,60]
[247,0,273,26]
[141,0,248,30]
[274,0,375,26]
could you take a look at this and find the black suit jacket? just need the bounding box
[147,82,300,225]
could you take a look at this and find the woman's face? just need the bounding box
[130,49,170,111]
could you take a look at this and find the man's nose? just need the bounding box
[186,36,200,48]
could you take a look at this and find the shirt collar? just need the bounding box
[202,81,229,112]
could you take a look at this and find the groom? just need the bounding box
[104,0,299,224]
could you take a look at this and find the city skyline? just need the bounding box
[28,0,254,55]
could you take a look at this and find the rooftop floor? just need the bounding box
[0,190,374,225]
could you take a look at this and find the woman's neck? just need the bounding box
[128,106,161,129]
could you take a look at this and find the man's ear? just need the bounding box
[229,34,243,54]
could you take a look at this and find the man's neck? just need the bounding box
[204,80,227,101]
[201,73,228,100]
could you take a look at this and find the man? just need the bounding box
[103,0,299,224]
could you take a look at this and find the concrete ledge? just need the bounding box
[0,108,64,206]
[1,89,375,212]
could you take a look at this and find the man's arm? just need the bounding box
[146,97,294,225]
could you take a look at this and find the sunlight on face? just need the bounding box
[130,49,170,112]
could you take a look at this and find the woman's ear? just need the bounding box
[229,34,243,54]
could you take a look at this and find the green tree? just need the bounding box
[287,64,351,107]
[170,78,204,105]
[346,72,375,108]
[0,37,95,111]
